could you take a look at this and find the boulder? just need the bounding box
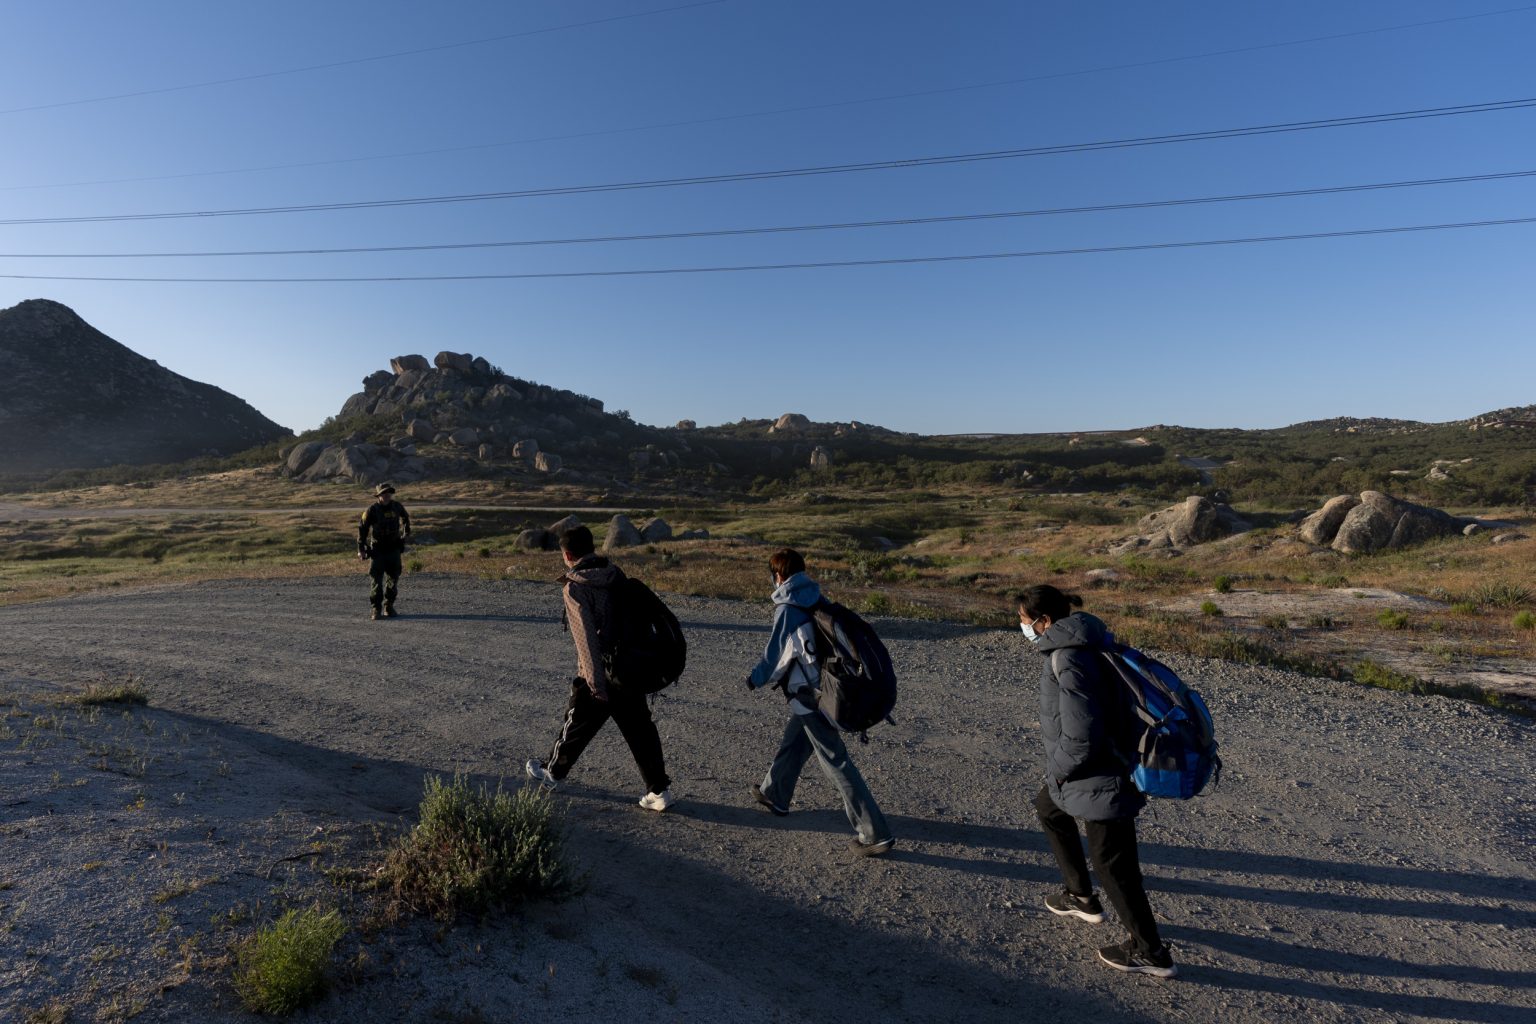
[1427,466,1451,481]
[675,419,696,430]
[603,514,643,551]
[516,528,552,550]
[363,370,394,393]
[678,528,711,541]
[1134,496,1249,548]
[407,418,437,443]
[448,427,480,447]
[472,356,491,375]
[640,518,673,543]
[1492,532,1529,545]
[337,392,372,420]
[390,435,415,449]
[1332,503,1395,554]
[1389,506,1457,548]
[547,514,582,536]
[433,432,450,445]
[514,439,540,459]
[1085,568,1121,585]
[391,354,430,374]
[301,444,373,483]
[1463,523,1483,536]
[535,451,563,473]
[434,351,474,373]
[772,412,812,433]
[1299,495,1360,546]
[285,441,328,476]
[477,443,495,461]
[809,446,831,469]
[487,383,522,403]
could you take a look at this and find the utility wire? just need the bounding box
[5,97,1534,227]
[2,216,1530,282]
[0,1,736,117]
[4,169,1533,259]
[4,3,1534,191]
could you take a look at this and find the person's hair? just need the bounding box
[769,547,806,580]
[1016,584,1083,621]
[559,526,595,558]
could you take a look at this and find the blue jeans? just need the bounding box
[760,711,890,845]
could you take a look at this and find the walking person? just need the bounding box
[747,548,894,856]
[526,526,675,811]
[357,482,411,620]
[1019,584,1177,978]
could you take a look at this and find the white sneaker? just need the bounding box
[525,758,557,789]
[638,789,675,812]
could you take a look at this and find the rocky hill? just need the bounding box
[0,299,289,475]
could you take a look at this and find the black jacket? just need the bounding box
[358,500,411,554]
[1036,612,1144,821]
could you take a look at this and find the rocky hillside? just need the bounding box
[0,299,289,475]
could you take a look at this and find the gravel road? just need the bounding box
[2,574,1533,1023]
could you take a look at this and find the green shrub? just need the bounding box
[407,559,424,573]
[862,592,892,615]
[477,547,492,559]
[1200,601,1223,617]
[1473,581,1534,608]
[1305,614,1336,631]
[1515,610,1536,632]
[1377,609,1411,631]
[1260,613,1290,631]
[233,908,347,1015]
[1352,659,1419,693]
[379,774,581,922]
[1449,601,1479,616]
[71,682,149,707]
[1318,574,1350,589]
[1213,575,1234,594]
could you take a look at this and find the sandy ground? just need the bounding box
[1,575,1534,1023]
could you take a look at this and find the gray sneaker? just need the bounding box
[1097,938,1177,979]
[1045,889,1106,923]
[849,836,895,857]
[525,758,558,789]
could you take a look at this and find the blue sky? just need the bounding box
[1,1,1532,435]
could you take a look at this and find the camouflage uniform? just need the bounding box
[358,493,411,615]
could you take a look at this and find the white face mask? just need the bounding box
[1020,617,1043,643]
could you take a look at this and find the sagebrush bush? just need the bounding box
[1213,575,1234,594]
[1514,610,1536,632]
[1377,609,1411,631]
[379,774,582,921]
[1200,601,1222,617]
[233,908,346,1015]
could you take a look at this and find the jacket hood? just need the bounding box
[772,571,821,609]
[563,555,622,588]
[1035,611,1113,653]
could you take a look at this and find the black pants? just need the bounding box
[1034,784,1163,954]
[546,679,670,795]
[368,549,402,609]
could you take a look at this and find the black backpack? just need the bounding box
[805,599,896,738]
[608,577,687,694]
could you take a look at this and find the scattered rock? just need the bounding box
[678,528,711,541]
[477,443,494,460]
[547,514,582,537]
[448,427,480,447]
[1492,532,1529,545]
[771,413,812,433]
[810,446,831,469]
[604,515,643,550]
[675,419,696,430]
[514,439,540,460]
[516,528,552,550]
[407,418,437,443]
[434,351,474,374]
[535,452,562,473]
[640,518,673,543]
[1085,568,1121,585]
[391,354,430,374]
[1307,490,1466,554]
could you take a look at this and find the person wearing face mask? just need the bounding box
[1018,584,1176,979]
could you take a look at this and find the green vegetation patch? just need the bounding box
[378,774,582,922]
[232,908,347,1015]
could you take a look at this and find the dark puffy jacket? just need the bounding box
[1036,612,1144,821]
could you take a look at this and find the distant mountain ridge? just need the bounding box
[0,299,290,475]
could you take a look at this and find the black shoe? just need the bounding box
[1097,938,1177,978]
[384,604,398,618]
[751,785,788,817]
[1045,889,1106,923]
[849,836,895,857]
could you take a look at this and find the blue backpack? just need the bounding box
[1097,645,1221,799]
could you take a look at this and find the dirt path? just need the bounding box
[2,576,1533,1022]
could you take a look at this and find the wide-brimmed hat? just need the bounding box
[374,482,396,496]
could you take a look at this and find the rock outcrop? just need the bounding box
[1299,491,1468,553]
[0,299,290,473]
[1110,496,1251,554]
[603,515,643,551]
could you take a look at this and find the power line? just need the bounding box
[2,216,1529,282]
[0,1,736,117]
[5,97,1534,227]
[4,169,1533,259]
[5,3,1535,192]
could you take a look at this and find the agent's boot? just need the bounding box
[370,606,382,621]
[384,602,397,618]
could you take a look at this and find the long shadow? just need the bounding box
[393,613,559,624]
[131,711,1134,1023]
[1182,965,1527,1023]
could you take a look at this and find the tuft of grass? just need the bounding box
[1450,601,1479,615]
[1213,574,1234,594]
[72,682,149,707]
[1260,613,1290,631]
[1377,609,1411,631]
[407,559,424,573]
[378,774,582,922]
[232,908,347,1016]
[1305,614,1336,631]
[22,1000,71,1024]
[1318,573,1350,589]
[1471,581,1534,609]
[861,592,892,615]
[1514,610,1536,632]
[1199,600,1223,617]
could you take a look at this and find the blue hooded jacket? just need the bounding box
[748,572,822,710]
[1036,611,1145,821]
